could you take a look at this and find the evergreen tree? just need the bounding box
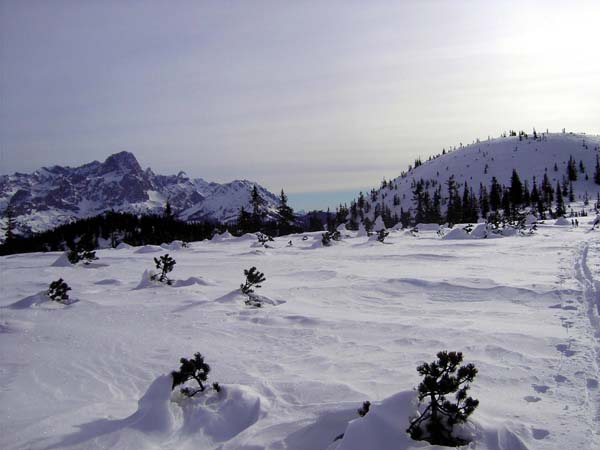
[48,278,72,303]
[250,185,266,231]
[489,177,502,212]
[446,176,462,224]
[407,351,478,446]
[171,353,219,397]
[567,155,578,181]
[530,177,540,205]
[307,211,323,231]
[237,206,253,234]
[568,181,575,202]
[509,169,523,207]
[151,254,176,285]
[4,205,16,242]
[479,184,490,219]
[555,182,565,216]
[276,189,295,235]
[594,155,600,185]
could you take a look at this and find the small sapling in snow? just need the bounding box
[321,230,341,246]
[171,352,220,397]
[377,229,389,243]
[151,253,176,285]
[241,266,266,307]
[407,351,479,446]
[48,278,72,303]
[67,235,98,265]
[256,232,274,247]
[357,400,371,417]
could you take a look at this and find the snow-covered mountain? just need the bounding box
[0,151,279,235]
[351,132,600,223]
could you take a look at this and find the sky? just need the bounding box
[1,0,600,210]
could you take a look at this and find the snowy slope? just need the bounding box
[1,222,599,449]
[358,132,600,220]
[0,152,279,236]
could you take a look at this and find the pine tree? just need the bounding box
[240,266,266,306]
[237,206,253,234]
[509,169,523,207]
[250,185,266,231]
[277,189,295,235]
[151,254,176,285]
[4,205,16,242]
[594,155,600,185]
[567,156,578,181]
[48,278,72,303]
[171,353,219,397]
[489,177,502,212]
[555,182,565,216]
[407,351,478,446]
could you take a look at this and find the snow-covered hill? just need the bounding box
[0,152,279,235]
[352,132,600,223]
[1,224,599,449]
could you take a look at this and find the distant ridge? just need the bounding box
[0,151,279,236]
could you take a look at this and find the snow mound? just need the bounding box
[525,214,538,225]
[415,223,441,232]
[211,231,233,241]
[135,269,158,289]
[116,242,132,249]
[172,277,210,287]
[51,251,72,267]
[330,391,533,450]
[134,245,163,254]
[6,291,78,309]
[441,228,472,240]
[554,217,571,226]
[471,223,488,238]
[161,240,186,250]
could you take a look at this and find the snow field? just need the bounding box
[1,225,599,449]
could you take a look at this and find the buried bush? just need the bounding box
[241,266,266,307]
[357,400,371,417]
[171,352,220,397]
[321,230,341,247]
[150,253,176,285]
[377,229,389,243]
[67,235,98,265]
[407,351,479,446]
[256,232,274,247]
[48,278,72,303]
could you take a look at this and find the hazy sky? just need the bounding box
[1,0,599,209]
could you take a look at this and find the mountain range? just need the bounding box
[0,151,279,236]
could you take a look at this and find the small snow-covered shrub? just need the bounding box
[357,400,371,417]
[241,266,266,307]
[321,230,341,246]
[67,236,98,265]
[48,278,72,303]
[256,232,274,247]
[376,229,389,243]
[171,352,220,397]
[150,254,176,285]
[407,351,479,446]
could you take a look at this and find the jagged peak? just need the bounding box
[100,151,142,175]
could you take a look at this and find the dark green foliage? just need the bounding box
[151,254,176,285]
[67,234,98,265]
[48,278,71,303]
[171,353,218,397]
[0,211,217,256]
[321,230,341,247]
[277,189,296,234]
[256,232,274,247]
[240,266,266,296]
[357,400,371,417]
[407,351,479,446]
[377,229,389,243]
[567,155,578,181]
[4,205,16,242]
[595,155,600,185]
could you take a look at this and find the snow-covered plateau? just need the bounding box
[1,222,599,449]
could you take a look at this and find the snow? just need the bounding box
[1,226,600,450]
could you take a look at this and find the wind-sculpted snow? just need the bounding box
[1,225,599,449]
